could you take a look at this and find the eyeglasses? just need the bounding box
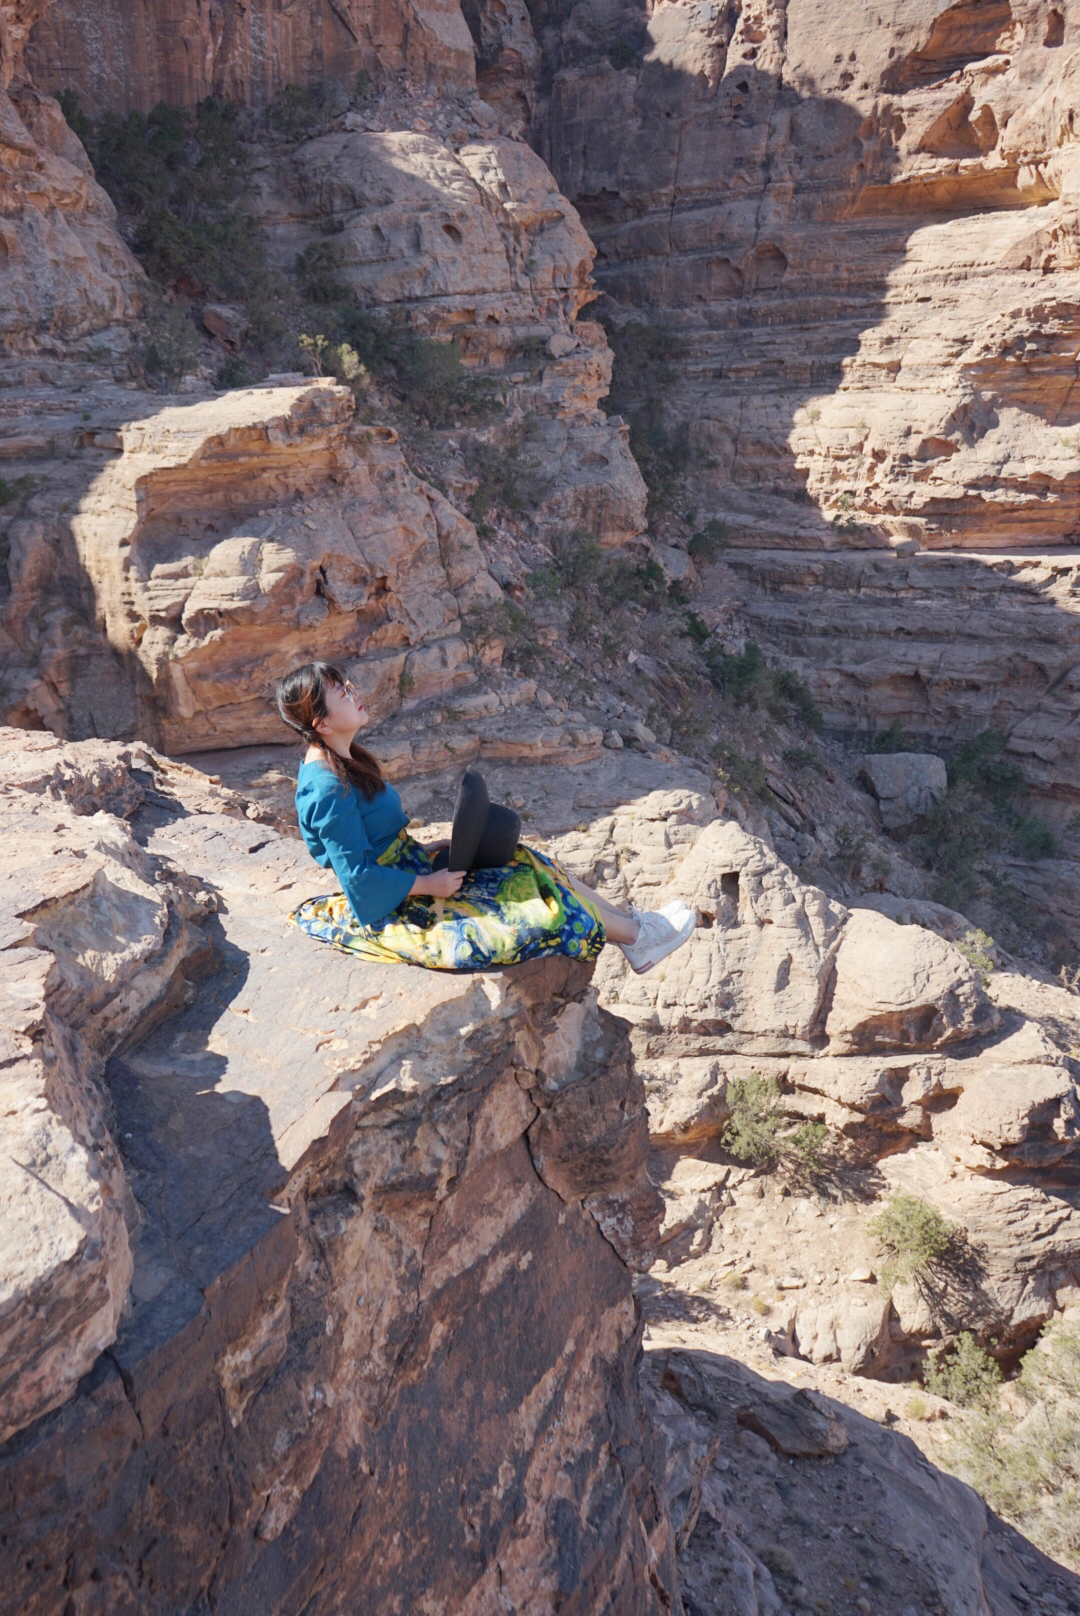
[338,679,365,706]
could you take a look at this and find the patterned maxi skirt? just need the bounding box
[288,829,607,971]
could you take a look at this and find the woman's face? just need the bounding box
[317,677,367,736]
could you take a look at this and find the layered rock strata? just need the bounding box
[0,730,681,1616]
[1,379,508,748]
[532,0,1080,551]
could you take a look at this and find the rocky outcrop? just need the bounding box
[0,3,142,356]
[266,127,647,543]
[646,1349,1080,1616]
[0,730,682,1615]
[1,379,510,748]
[549,786,1080,1367]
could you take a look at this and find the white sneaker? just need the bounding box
[619,907,698,975]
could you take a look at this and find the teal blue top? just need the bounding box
[295,760,414,926]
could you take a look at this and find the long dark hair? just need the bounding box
[274,662,386,800]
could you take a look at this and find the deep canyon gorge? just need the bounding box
[6,0,1080,1612]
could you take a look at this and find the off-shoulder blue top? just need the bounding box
[295,760,414,926]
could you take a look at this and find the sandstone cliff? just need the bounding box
[0,731,681,1615]
[7,0,1080,1603]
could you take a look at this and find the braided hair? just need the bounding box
[274,661,386,800]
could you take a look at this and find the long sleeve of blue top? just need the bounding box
[295,763,415,926]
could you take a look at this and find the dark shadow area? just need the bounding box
[651,1343,1080,1614]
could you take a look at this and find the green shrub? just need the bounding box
[339,308,497,428]
[599,318,691,518]
[61,93,279,321]
[723,1071,786,1166]
[954,927,996,985]
[607,35,642,70]
[267,81,327,141]
[142,295,199,389]
[0,475,35,508]
[688,518,727,564]
[923,1332,1002,1409]
[714,749,768,798]
[464,423,551,525]
[867,719,910,754]
[949,730,1023,807]
[722,1072,829,1181]
[868,1194,954,1291]
[295,240,350,304]
[703,640,822,729]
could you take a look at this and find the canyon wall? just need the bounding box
[24,0,477,117]
[534,0,1080,552]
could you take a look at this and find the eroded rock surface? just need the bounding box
[0,732,681,1616]
[0,8,142,354]
[546,787,1080,1367]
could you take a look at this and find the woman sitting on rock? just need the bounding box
[276,661,697,974]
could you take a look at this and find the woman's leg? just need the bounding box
[563,872,639,945]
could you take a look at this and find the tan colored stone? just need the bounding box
[825,907,997,1055]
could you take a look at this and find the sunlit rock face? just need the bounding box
[531,0,1080,551]
[0,381,509,748]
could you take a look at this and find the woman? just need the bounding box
[277,662,698,974]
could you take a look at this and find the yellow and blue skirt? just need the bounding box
[288,829,607,971]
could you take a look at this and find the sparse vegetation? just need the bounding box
[688,519,727,564]
[941,1313,1080,1570]
[750,1295,770,1316]
[703,641,823,731]
[866,719,910,754]
[721,1072,830,1179]
[910,731,1057,908]
[868,1194,955,1292]
[954,927,996,985]
[599,317,692,519]
[0,475,35,509]
[923,1332,1002,1409]
[721,1270,748,1290]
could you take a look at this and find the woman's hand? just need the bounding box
[411,868,466,899]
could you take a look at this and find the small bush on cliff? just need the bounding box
[910,730,1057,906]
[722,1072,828,1178]
[868,1195,955,1291]
[338,308,497,429]
[599,317,692,519]
[867,719,910,753]
[940,1314,1080,1570]
[704,641,823,731]
[923,1333,1002,1409]
[955,927,996,985]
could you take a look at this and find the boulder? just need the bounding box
[825,908,998,1055]
[859,753,948,832]
[201,301,248,348]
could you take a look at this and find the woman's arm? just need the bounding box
[302,780,416,924]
